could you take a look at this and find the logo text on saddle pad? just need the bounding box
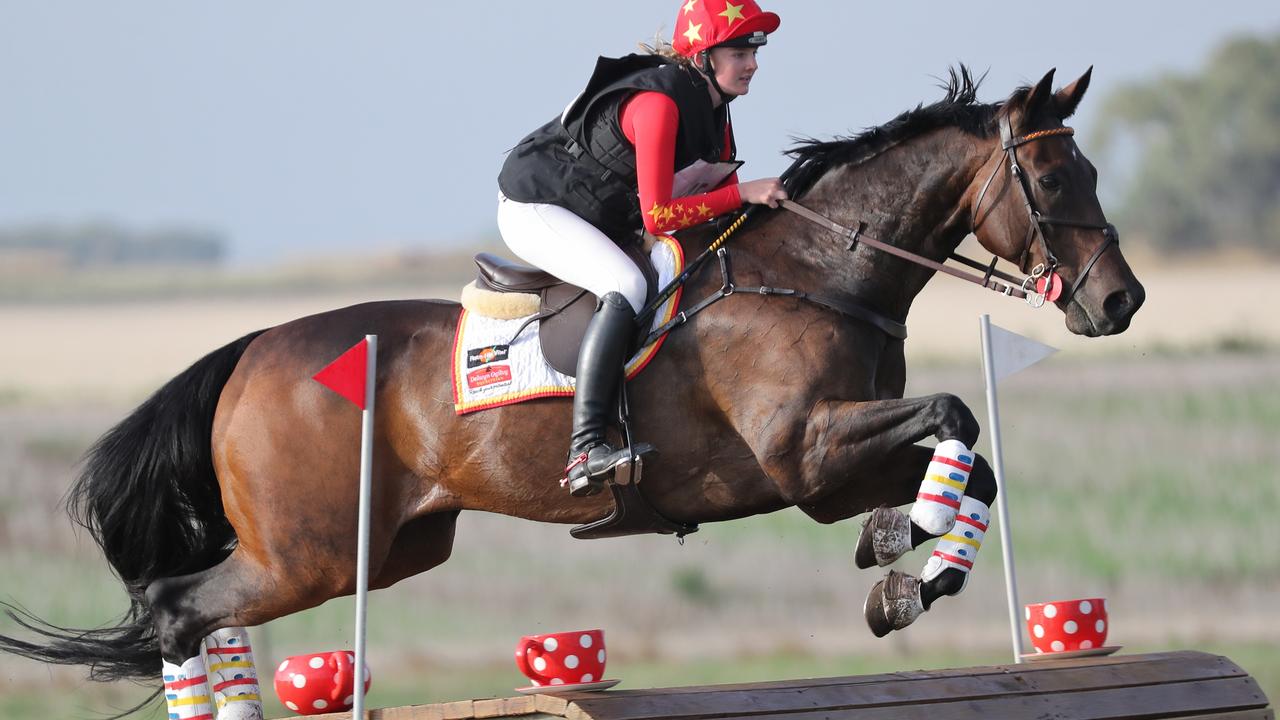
[467,344,510,368]
[466,364,513,390]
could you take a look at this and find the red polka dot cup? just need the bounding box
[1025,598,1108,654]
[273,651,372,715]
[515,629,606,687]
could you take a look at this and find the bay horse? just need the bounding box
[1,67,1143,710]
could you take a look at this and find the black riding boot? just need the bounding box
[564,292,647,497]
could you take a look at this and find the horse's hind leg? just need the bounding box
[147,510,459,719]
[368,511,462,590]
[147,551,275,720]
[204,627,263,719]
[147,510,462,665]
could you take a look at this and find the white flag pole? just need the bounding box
[353,334,377,718]
[979,315,1026,663]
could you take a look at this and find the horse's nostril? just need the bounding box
[1103,290,1133,319]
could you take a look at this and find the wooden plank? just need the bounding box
[381,707,439,720]
[561,650,1231,707]
[298,696,544,720]
[642,677,1269,720]
[473,696,539,718]
[439,700,475,719]
[1171,710,1274,720]
[561,652,1247,720]
[534,693,572,717]
[293,652,1264,720]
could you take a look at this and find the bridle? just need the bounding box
[970,115,1120,305]
[764,116,1121,311]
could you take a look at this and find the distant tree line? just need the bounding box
[0,221,225,269]
[1095,31,1280,256]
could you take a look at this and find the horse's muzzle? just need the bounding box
[1069,280,1146,337]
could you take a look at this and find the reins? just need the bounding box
[636,117,1120,347]
[637,159,908,345]
[777,199,1031,300]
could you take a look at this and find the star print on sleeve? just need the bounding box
[622,91,743,234]
[644,195,731,234]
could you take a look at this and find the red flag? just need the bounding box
[313,339,369,409]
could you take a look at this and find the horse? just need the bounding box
[1,67,1143,714]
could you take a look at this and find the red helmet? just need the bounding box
[671,0,781,58]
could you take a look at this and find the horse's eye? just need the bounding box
[1038,174,1062,192]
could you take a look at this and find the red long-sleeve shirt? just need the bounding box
[619,91,742,234]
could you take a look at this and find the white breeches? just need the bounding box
[496,192,647,314]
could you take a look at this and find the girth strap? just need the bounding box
[750,287,907,340]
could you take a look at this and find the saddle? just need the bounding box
[471,242,657,377]
[469,245,698,543]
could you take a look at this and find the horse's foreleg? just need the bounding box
[754,393,993,637]
[777,392,980,515]
[854,451,999,637]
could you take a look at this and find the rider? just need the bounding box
[496,0,788,497]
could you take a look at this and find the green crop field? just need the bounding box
[1,347,1276,718]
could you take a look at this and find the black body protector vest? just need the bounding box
[498,54,734,240]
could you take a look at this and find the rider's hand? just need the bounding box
[738,178,788,209]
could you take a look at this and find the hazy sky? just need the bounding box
[3,1,1278,264]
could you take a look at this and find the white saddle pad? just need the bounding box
[451,236,685,415]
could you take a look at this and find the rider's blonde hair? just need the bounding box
[639,34,695,68]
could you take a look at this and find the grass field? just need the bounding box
[1,353,1276,717]
[0,263,1277,717]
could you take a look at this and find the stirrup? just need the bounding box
[561,443,655,498]
[562,451,605,498]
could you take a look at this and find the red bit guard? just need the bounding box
[1035,272,1065,303]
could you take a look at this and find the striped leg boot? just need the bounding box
[909,439,974,535]
[920,495,991,595]
[163,655,213,720]
[864,496,992,638]
[204,627,263,720]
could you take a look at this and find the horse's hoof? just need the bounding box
[854,506,913,569]
[863,570,924,638]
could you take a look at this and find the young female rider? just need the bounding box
[496,0,787,497]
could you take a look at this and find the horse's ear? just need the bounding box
[1054,66,1093,120]
[1021,68,1057,126]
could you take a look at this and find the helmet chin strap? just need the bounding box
[699,50,738,103]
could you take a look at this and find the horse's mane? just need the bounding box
[785,65,1026,199]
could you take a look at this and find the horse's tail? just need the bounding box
[0,329,266,682]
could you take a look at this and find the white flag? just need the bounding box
[989,323,1057,381]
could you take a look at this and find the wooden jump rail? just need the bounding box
[304,650,1272,720]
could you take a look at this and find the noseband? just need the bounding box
[971,116,1119,304]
